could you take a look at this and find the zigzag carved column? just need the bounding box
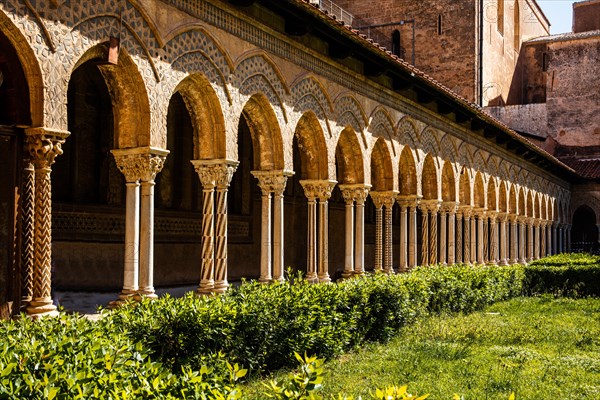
[111,150,145,306]
[461,206,472,265]
[193,161,217,294]
[419,200,440,266]
[372,191,397,274]
[137,148,168,299]
[20,156,35,309]
[25,127,69,317]
[253,170,291,283]
[488,212,498,265]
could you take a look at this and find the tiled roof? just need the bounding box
[560,157,600,179]
[527,29,600,44]
[296,0,577,177]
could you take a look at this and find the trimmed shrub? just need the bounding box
[525,254,600,297]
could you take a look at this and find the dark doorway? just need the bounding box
[572,205,598,253]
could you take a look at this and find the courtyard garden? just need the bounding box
[0,254,599,399]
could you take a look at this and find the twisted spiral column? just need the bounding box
[214,162,238,292]
[419,205,429,266]
[429,207,438,265]
[482,216,489,264]
[25,128,69,317]
[456,211,463,264]
[354,187,370,275]
[488,212,498,265]
[408,204,418,269]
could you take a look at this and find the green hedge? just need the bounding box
[1,258,598,398]
[525,253,600,297]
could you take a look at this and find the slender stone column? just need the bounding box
[447,205,457,265]
[533,220,539,260]
[419,204,430,266]
[527,218,534,262]
[420,200,440,266]
[137,150,168,299]
[371,194,384,272]
[567,225,572,252]
[552,223,557,255]
[396,199,409,272]
[305,192,318,282]
[20,157,35,308]
[271,174,290,282]
[540,221,547,257]
[339,184,370,278]
[548,222,553,256]
[487,212,498,265]
[483,216,489,264]
[439,208,447,265]
[111,150,144,305]
[461,207,473,265]
[195,167,216,294]
[212,163,238,291]
[456,208,463,264]
[354,187,370,275]
[497,213,508,265]
[517,217,526,263]
[371,191,397,273]
[475,210,485,264]
[408,202,418,269]
[339,187,356,279]
[508,215,518,264]
[300,180,336,283]
[24,128,69,317]
[470,212,476,264]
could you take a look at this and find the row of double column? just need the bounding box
[553,223,571,254]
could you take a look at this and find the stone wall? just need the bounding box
[485,103,547,136]
[573,0,600,33]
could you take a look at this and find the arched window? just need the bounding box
[514,0,520,50]
[391,29,401,57]
[497,0,504,35]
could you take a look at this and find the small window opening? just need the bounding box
[437,15,443,35]
[392,30,401,56]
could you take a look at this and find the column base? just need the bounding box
[108,290,138,309]
[134,289,158,301]
[306,272,319,283]
[26,298,58,318]
[341,270,354,279]
[196,280,215,295]
[258,277,272,284]
[213,281,229,293]
[498,259,509,266]
[318,274,331,283]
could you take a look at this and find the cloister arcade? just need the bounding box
[0,0,575,317]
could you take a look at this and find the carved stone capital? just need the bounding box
[396,195,419,209]
[487,211,498,222]
[459,206,473,218]
[497,212,509,223]
[338,184,371,205]
[299,179,337,201]
[419,199,441,213]
[370,191,398,209]
[25,127,70,169]
[473,208,487,218]
[507,214,519,223]
[251,169,294,195]
[112,147,169,183]
[192,159,239,189]
[440,201,458,214]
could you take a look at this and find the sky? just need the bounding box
[536,0,576,34]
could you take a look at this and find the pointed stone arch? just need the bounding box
[439,134,459,163]
[474,172,486,208]
[441,160,456,202]
[173,74,226,159]
[518,187,526,216]
[459,166,472,205]
[0,12,44,126]
[527,190,535,218]
[291,76,333,138]
[241,93,285,171]
[399,145,418,196]
[421,153,439,200]
[371,138,394,191]
[419,127,441,157]
[294,111,329,180]
[397,116,419,151]
[72,44,151,148]
[509,184,517,214]
[498,181,508,213]
[335,127,365,184]
[487,177,498,211]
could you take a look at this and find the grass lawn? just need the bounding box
[244,296,600,399]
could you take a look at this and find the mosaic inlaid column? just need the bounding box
[475,210,485,265]
[25,127,69,317]
[20,156,35,308]
[301,180,336,283]
[456,208,464,264]
[112,151,145,305]
[354,186,370,275]
[138,149,168,299]
[509,215,518,264]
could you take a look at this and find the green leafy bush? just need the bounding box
[525,254,600,297]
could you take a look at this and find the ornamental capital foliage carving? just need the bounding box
[112,148,169,183]
[419,199,441,213]
[459,205,474,218]
[25,127,70,169]
[300,180,337,201]
[338,184,371,205]
[440,201,458,214]
[370,191,397,209]
[396,195,419,209]
[192,160,239,189]
[251,170,294,194]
